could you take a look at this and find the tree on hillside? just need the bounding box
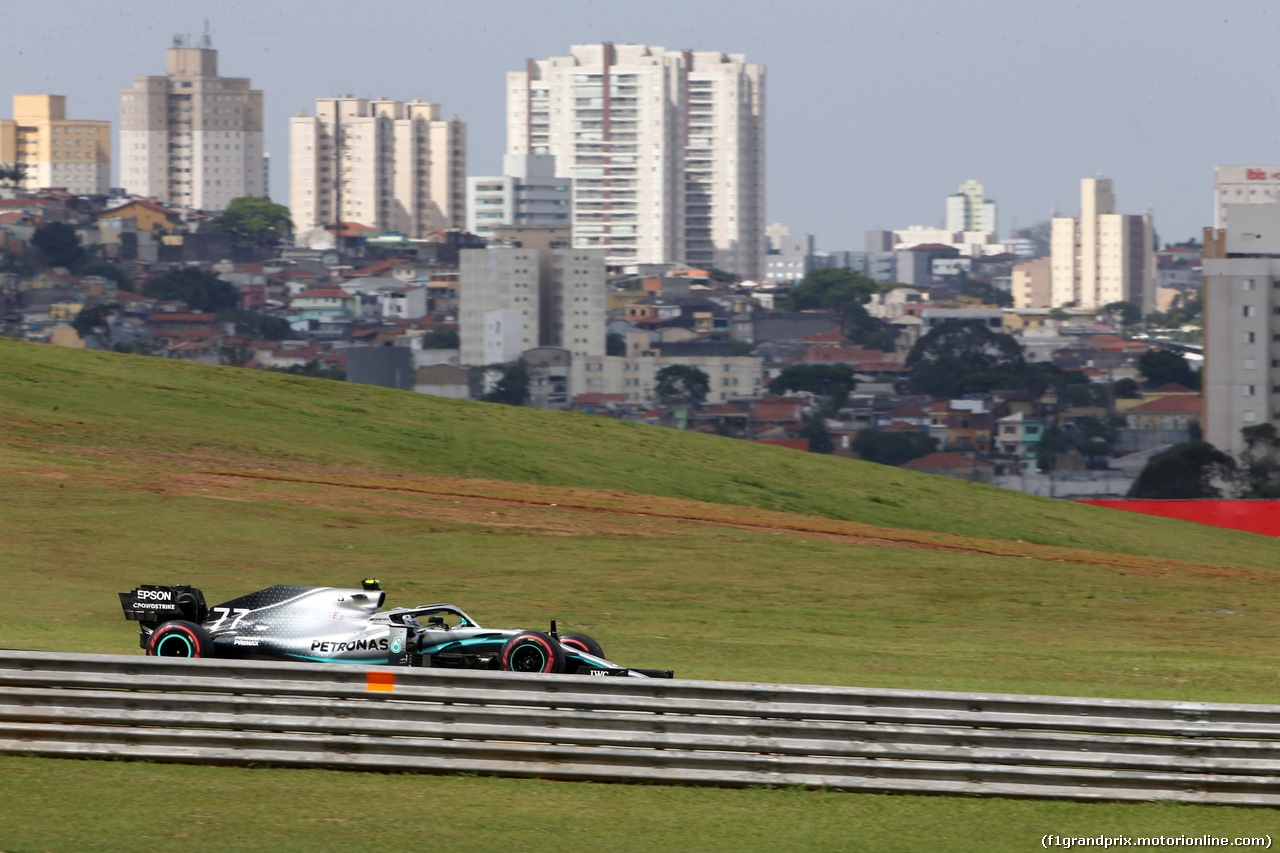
[905,320,1025,397]
[800,418,834,454]
[142,266,239,313]
[852,429,937,466]
[32,222,86,269]
[420,326,459,349]
[0,162,26,191]
[1103,301,1142,328]
[782,267,889,347]
[71,302,119,349]
[1127,442,1235,499]
[483,363,529,406]
[655,364,710,407]
[210,197,293,247]
[218,307,295,341]
[1138,349,1199,390]
[1113,377,1141,398]
[768,364,856,411]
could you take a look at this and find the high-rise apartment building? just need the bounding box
[506,44,765,277]
[1050,178,1155,311]
[1213,165,1280,230]
[945,179,996,233]
[290,96,465,238]
[1203,204,1280,456]
[119,36,264,211]
[459,226,605,367]
[0,96,110,195]
[466,154,571,238]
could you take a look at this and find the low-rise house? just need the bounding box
[1124,394,1202,431]
[902,451,993,483]
[289,287,360,320]
[929,399,993,452]
[994,412,1044,462]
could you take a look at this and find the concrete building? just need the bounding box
[1050,178,1155,311]
[1214,165,1280,229]
[945,179,996,233]
[466,154,570,238]
[290,96,465,238]
[764,223,815,284]
[458,226,605,366]
[0,96,110,195]
[119,35,264,211]
[506,43,765,277]
[1011,257,1052,309]
[892,225,1009,257]
[1202,203,1280,456]
[575,330,763,406]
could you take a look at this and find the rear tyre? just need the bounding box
[559,632,605,659]
[146,620,215,658]
[500,631,565,674]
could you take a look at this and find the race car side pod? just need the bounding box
[387,625,417,667]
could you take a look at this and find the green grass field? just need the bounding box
[2,338,1280,848]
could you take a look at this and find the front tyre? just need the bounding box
[146,620,215,658]
[559,632,604,658]
[500,631,565,674]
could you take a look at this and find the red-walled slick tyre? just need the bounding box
[500,631,565,673]
[559,632,605,659]
[146,620,215,658]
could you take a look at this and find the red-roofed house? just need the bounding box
[1124,395,1202,431]
[902,451,992,483]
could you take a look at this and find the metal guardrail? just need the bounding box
[2,650,1280,804]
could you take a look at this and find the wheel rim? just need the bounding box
[154,633,194,656]
[509,643,548,672]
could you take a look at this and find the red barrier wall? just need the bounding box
[1079,500,1280,537]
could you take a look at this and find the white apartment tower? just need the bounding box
[945,179,996,233]
[466,154,571,238]
[459,226,605,367]
[119,35,264,211]
[290,96,465,238]
[1050,178,1156,311]
[506,44,765,277]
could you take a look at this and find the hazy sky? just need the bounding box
[6,0,1279,251]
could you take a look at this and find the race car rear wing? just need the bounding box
[119,584,208,625]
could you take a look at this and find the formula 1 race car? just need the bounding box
[119,580,672,678]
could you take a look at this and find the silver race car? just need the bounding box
[119,580,672,678]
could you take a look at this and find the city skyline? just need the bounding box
[6,0,1280,252]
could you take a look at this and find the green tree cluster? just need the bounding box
[655,365,710,407]
[210,197,293,247]
[782,268,893,349]
[483,363,530,406]
[768,364,856,412]
[852,429,937,466]
[142,266,239,313]
[1127,442,1235,499]
[32,222,86,269]
[905,320,1025,397]
[1137,349,1200,390]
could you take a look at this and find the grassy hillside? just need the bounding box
[4,338,1280,845]
[2,337,1278,567]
